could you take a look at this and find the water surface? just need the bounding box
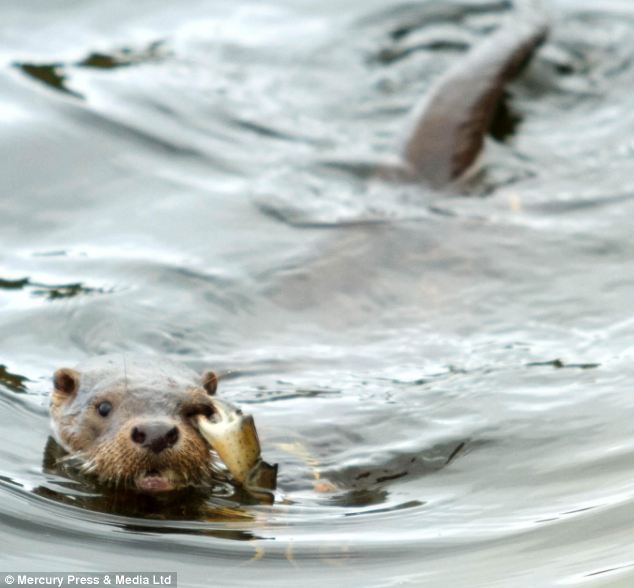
[2,0,634,585]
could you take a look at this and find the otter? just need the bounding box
[49,354,271,494]
[47,11,548,496]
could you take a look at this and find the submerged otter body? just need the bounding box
[50,355,220,492]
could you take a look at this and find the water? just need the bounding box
[2,0,634,585]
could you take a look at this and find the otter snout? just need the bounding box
[130,421,180,454]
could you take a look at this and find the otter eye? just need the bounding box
[183,403,214,420]
[97,401,112,417]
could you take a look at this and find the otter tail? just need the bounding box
[402,10,548,188]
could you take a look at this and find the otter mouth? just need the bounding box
[135,469,176,493]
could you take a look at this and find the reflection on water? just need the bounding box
[14,63,81,98]
[2,0,634,585]
[14,41,166,99]
[1,275,106,300]
[0,364,29,393]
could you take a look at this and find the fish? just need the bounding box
[196,398,278,500]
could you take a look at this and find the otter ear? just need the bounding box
[201,370,218,395]
[53,368,80,397]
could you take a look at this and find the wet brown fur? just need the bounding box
[86,422,215,488]
[50,355,219,491]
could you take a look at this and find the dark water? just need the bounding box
[2,0,634,585]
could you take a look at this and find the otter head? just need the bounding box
[49,356,220,493]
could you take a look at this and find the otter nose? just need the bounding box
[131,422,180,453]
